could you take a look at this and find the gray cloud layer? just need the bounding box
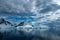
[0,0,60,16]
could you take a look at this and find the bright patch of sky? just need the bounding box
[52,0,60,5]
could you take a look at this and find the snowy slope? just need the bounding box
[0,18,15,32]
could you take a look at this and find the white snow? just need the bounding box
[0,24,14,32]
[23,25,33,32]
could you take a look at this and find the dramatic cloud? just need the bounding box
[0,0,36,16]
[0,0,60,16]
[0,0,60,22]
[52,0,60,5]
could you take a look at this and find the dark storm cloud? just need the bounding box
[0,0,36,16]
[0,0,60,16]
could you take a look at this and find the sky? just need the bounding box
[0,0,60,23]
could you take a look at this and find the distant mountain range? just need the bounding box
[0,18,56,33]
[0,18,13,26]
[0,18,60,40]
[0,18,60,34]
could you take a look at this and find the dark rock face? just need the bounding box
[0,18,13,26]
[17,22,25,26]
[0,18,5,24]
[15,21,25,27]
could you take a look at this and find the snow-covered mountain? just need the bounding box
[0,18,15,32]
[0,17,59,35]
[0,18,60,40]
[0,18,13,26]
[15,21,33,33]
[0,18,55,34]
[15,20,50,34]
